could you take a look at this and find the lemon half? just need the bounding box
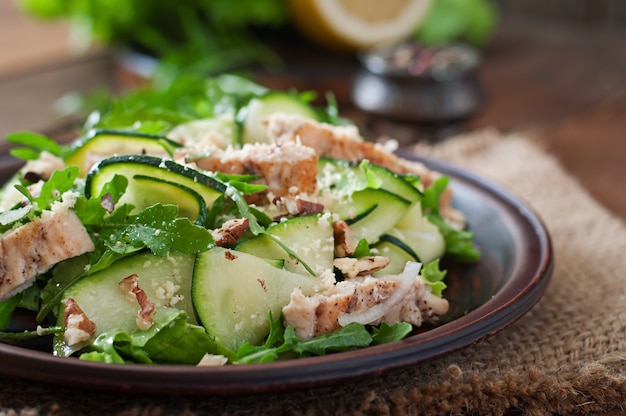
[287,0,432,52]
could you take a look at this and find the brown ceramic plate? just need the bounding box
[0,154,552,395]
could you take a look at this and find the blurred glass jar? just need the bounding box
[352,41,484,122]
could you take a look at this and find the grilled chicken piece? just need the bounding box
[0,204,95,301]
[265,114,437,186]
[282,264,448,340]
[265,113,465,227]
[179,141,318,203]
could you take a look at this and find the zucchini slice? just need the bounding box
[318,157,422,203]
[372,235,420,275]
[330,188,412,244]
[240,92,319,144]
[85,155,225,219]
[192,246,321,350]
[65,130,181,177]
[54,251,197,356]
[386,203,445,263]
[132,175,207,225]
[235,214,334,276]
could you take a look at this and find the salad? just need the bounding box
[0,75,479,365]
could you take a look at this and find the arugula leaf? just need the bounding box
[423,176,481,261]
[0,166,80,233]
[372,322,413,345]
[421,259,447,297]
[5,131,64,160]
[0,325,63,341]
[33,166,79,212]
[37,254,92,322]
[73,174,129,224]
[359,160,383,189]
[0,296,21,330]
[236,313,415,365]
[79,308,234,364]
[98,204,214,256]
[288,324,372,356]
[352,238,372,258]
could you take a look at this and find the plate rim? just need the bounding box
[0,155,553,395]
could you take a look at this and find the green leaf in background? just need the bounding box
[18,0,289,84]
[6,131,64,160]
[414,0,499,46]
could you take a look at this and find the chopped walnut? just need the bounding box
[333,220,359,257]
[119,274,155,331]
[63,298,97,346]
[211,218,250,247]
[273,196,324,218]
[333,256,391,279]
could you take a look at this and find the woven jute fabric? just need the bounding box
[1,130,625,416]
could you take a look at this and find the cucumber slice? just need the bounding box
[318,157,422,204]
[65,130,181,177]
[372,235,419,275]
[240,92,319,144]
[235,214,334,276]
[386,203,445,263]
[167,114,239,149]
[85,155,225,218]
[192,246,321,349]
[132,175,207,225]
[330,188,412,244]
[55,251,196,355]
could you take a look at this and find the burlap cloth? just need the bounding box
[1,130,625,416]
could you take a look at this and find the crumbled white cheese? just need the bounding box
[197,354,228,367]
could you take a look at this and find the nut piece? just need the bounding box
[333,256,391,279]
[333,220,359,257]
[119,274,155,331]
[274,196,324,218]
[211,218,250,247]
[63,298,97,347]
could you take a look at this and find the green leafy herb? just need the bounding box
[96,204,214,257]
[236,313,413,364]
[72,308,234,364]
[413,0,499,46]
[423,176,481,261]
[352,238,372,258]
[372,322,413,344]
[421,259,447,297]
[0,325,63,341]
[0,296,21,330]
[359,160,383,189]
[5,131,64,160]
